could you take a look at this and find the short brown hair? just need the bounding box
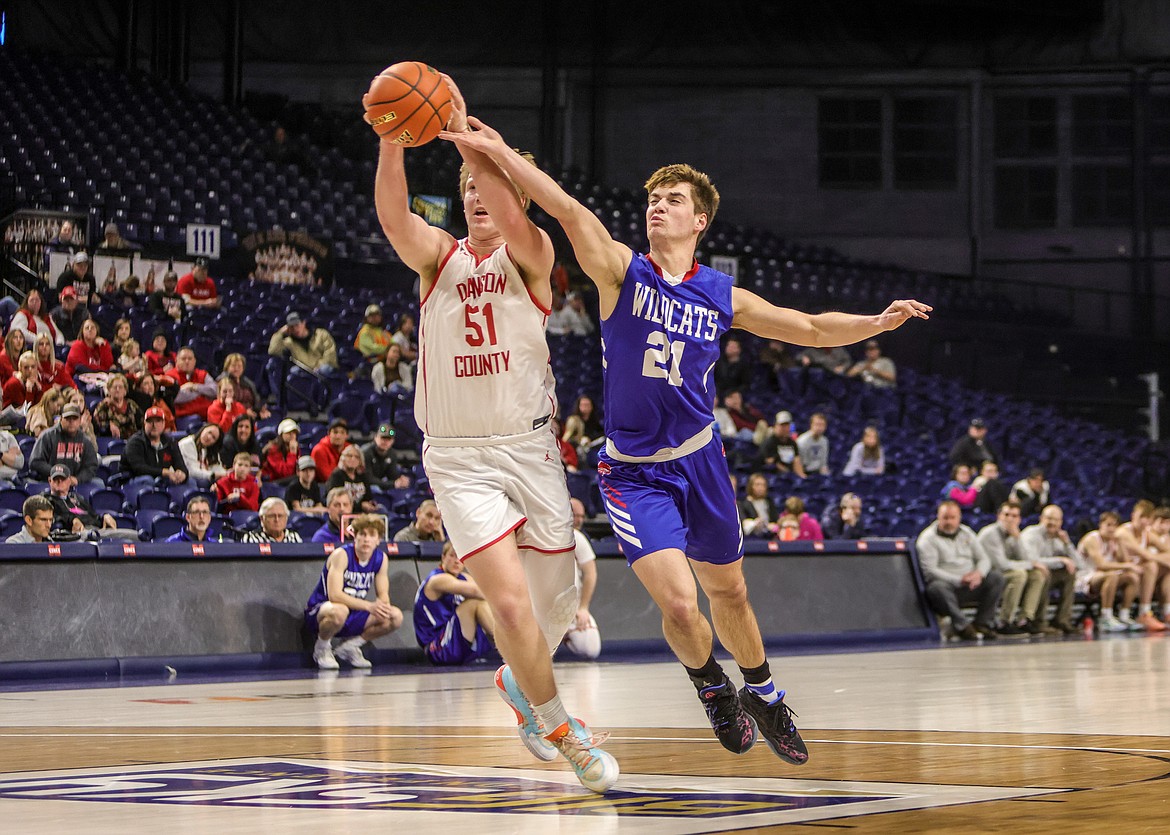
[349,514,386,538]
[22,494,53,521]
[459,150,538,209]
[644,164,721,241]
[1133,499,1156,517]
[1153,506,1170,521]
[1099,510,1121,526]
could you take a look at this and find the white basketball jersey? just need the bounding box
[416,239,557,441]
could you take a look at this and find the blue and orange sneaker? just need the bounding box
[494,665,558,762]
[698,675,758,754]
[544,717,620,794]
[738,687,809,765]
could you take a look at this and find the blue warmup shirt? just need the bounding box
[305,542,385,611]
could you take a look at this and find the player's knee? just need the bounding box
[660,594,701,628]
[318,602,348,627]
[709,580,750,609]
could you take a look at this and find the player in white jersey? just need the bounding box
[368,74,617,794]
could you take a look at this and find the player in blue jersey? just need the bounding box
[304,514,403,670]
[414,541,496,665]
[442,119,931,766]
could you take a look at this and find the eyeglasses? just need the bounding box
[188,509,211,516]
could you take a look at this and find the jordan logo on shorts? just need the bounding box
[544,452,553,462]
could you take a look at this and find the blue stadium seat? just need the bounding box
[150,515,185,541]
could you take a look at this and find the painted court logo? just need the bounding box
[0,758,1062,830]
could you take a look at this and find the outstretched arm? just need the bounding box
[732,288,932,346]
[441,117,632,317]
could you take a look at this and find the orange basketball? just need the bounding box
[364,61,454,147]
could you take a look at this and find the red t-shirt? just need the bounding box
[165,367,213,419]
[2,376,42,409]
[65,340,114,377]
[215,472,260,512]
[38,358,77,390]
[176,273,217,301]
[311,436,342,483]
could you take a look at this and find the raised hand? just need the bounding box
[877,299,932,332]
[438,116,506,155]
[439,72,468,133]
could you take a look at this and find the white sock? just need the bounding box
[315,637,333,652]
[533,695,570,736]
[1119,609,1134,622]
[338,635,364,647]
[1139,604,1152,616]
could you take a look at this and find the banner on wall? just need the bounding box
[240,229,332,285]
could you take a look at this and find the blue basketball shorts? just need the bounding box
[304,605,370,639]
[425,614,492,666]
[597,432,744,565]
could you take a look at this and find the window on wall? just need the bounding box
[994,96,1057,157]
[994,166,1057,229]
[893,97,957,189]
[818,98,882,189]
[1071,165,1131,226]
[1072,95,1131,155]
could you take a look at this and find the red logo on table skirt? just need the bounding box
[895,540,906,549]
[47,544,61,556]
[385,543,399,555]
[122,543,136,556]
[258,543,272,555]
[192,544,205,556]
[813,541,824,551]
[323,543,334,554]
[767,541,779,552]
[857,541,869,551]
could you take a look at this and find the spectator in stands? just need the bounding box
[147,271,185,323]
[10,289,62,348]
[798,345,850,374]
[393,498,445,543]
[547,291,593,337]
[92,374,141,440]
[268,312,339,375]
[286,455,326,515]
[2,350,44,412]
[552,417,578,471]
[940,463,978,509]
[111,318,133,359]
[1011,468,1051,517]
[218,353,269,420]
[112,275,141,311]
[222,413,260,468]
[846,339,897,388]
[129,375,175,432]
[0,329,25,383]
[325,444,382,513]
[821,492,866,539]
[391,312,418,364]
[758,339,796,383]
[306,514,402,670]
[372,341,414,395]
[738,472,779,538]
[756,411,806,478]
[1117,501,1170,631]
[46,219,78,253]
[242,497,302,544]
[796,412,830,475]
[414,540,497,666]
[916,500,1005,641]
[56,252,98,308]
[0,424,23,486]
[355,303,393,372]
[562,394,604,459]
[262,418,300,484]
[63,388,98,447]
[179,422,227,487]
[714,389,768,445]
[64,319,116,376]
[95,221,139,252]
[176,257,221,310]
[25,386,64,438]
[977,502,1048,635]
[122,406,188,486]
[145,330,177,384]
[1019,504,1081,635]
[784,496,823,541]
[166,347,218,420]
[44,463,134,541]
[34,333,74,390]
[308,419,346,483]
[6,495,54,543]
[973,460,1010,514]
[1079,510,1142,633]
[311,487,353,544]
[166,495,226,543]
[49,285,90,343]
[207,377,245,435]
[264,125,312,172]
[713,336,752,398]
[29,400,99,485]
[842,425,884,476]
[360,422,412,490]
[564,497,602,659]
[775,510,801,541]
[215,452,261,514]
[118,338,145,382]
[949,417,998,470]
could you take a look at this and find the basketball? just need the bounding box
[364,61,454,147]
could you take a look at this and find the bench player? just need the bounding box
[442,118,930,765]
[370,76,617,793]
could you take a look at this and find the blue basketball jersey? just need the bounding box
[305,542,385,611]
[600,255,734,460]
[412,568,464,646]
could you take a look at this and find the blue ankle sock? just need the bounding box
[745,679,785,705]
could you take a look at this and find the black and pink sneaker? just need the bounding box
[738,687,809,765]
[697,676,758,754]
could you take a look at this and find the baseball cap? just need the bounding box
[49,464,71,480]
[774,410,793,424]
[970,418,986,429]
[296,455,316,471]
[365,303,382,317]
[286,312,303,326]
[59,285,77,298]
[328,418,348,431]
[277,418,300,435]
[194,257,209,268]
[73,252,89,264]
[144,406,166,421]
[376,422,395,438]
[61,403,81,419]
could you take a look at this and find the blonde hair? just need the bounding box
[643,163,720,241]
[233,451,253,467]
[459,150,537,209]
[123,338,140,356]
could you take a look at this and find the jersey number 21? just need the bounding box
[641,331,684,386]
